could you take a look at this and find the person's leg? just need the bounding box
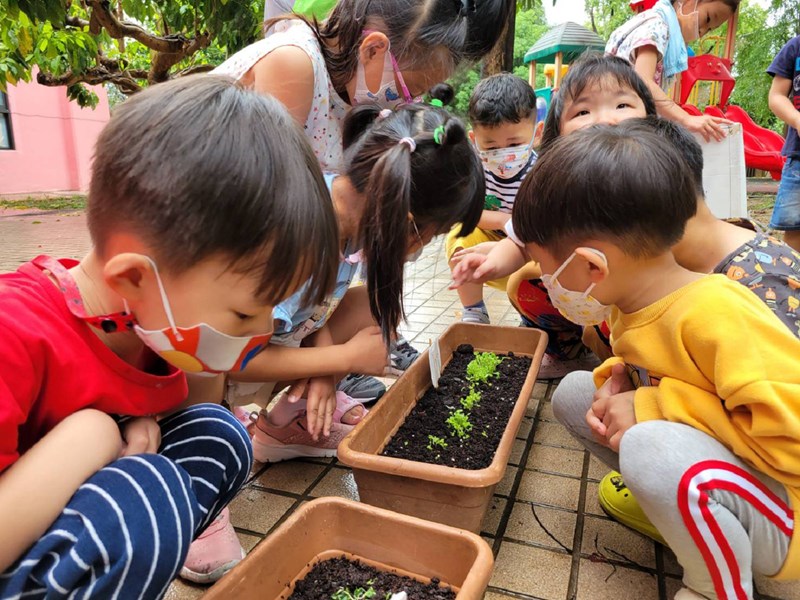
[0,404,250,600]
[621,421,793,599]
[445,226,499,324]
[550,371,620,469]
[770,157,800,253]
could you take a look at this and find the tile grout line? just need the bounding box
[565,447,592,599]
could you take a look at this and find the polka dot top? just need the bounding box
[214,20,349,174]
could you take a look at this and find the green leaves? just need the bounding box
[446,409,473,439]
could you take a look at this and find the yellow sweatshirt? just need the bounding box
[593,274,800,579]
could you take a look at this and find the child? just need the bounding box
[445,73,537,325]
[215,0,508,174]
[227,102,484,461]
[767,35,800,252]
[606,0,736,142]
[451,53,655,377]
[567,117,800,547]
[0,75,339,597]
[518,124,800,599]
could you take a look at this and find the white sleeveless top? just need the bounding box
[214,20,349,174]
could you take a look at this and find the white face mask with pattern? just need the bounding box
[541,249,612,326]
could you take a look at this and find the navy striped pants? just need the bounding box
[0,404,252,600]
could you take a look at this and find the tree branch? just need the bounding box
[36,65,144,95]
[85,0,187,53]
[174,63,216,77]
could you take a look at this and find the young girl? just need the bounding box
[224,102,483,464]
[214,0,509,174]
[606,0,737,142]
[451,53,656,378]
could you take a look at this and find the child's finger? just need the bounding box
[286,378,309,403]
[322,397,334,438]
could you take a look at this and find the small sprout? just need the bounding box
[446,409,473,439]
[403,440,409,446]
[481,429,488,438]
[466,352,504,385]
[460,388,482,411]
[331,586,377,600]
[427,435,448,450]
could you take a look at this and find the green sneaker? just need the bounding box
[597,471,667,546]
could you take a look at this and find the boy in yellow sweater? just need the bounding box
[512,121,800,599]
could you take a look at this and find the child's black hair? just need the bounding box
[540,52,657,152]
[342,103,484,341]
[512,123,697,260]
[428,83,455,106]
[88,74,339,306]
[268,0,508,101]
[468,73,537,128]
[637,115,704,195]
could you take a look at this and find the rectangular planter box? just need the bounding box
[338,323,547,533]
[203,497,494,599]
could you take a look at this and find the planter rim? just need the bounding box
[338,323,547,487]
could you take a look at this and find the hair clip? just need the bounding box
[398,137,417,152]
[378,108,392,120]
[456,0,475,15]
[432,125,445,145]
[430,99,444,108]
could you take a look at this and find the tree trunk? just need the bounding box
[481,0,516,77]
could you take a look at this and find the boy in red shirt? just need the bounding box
[0,75,338,598]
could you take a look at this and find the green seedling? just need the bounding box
[446,409,473,439]
[331,586,377,600]
[460,387,482,411]
[427,434,448,450]
[466,352,504,385]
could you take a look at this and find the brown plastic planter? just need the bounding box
[338,323,547,533]
[203,497,494,599]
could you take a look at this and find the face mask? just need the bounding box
[130,258,272,375]
[478,137,534,179]
[352,32,414,108]
[541,250,612,326]
[679,1,700,42]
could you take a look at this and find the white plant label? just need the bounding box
[429,336,442,389]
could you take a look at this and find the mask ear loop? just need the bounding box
[143,256,183,341]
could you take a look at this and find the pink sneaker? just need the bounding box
[251,410,354,463]
[180,507,245,584]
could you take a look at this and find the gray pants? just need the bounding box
[552,371,794,599]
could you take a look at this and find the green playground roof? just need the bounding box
[523,21,606,65]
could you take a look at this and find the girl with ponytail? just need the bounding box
[227,102,483,463]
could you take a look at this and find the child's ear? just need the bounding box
[533,120,544,148]
[574,247,609,285]
[468,129,475,144]
[358,31,390,64]
[103,253,156,305]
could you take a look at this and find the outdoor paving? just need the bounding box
[1,210,798,600]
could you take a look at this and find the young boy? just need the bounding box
[515,123,800,599]
[0,75,339,597]
[767,35,800,252]
[446,73,538,324]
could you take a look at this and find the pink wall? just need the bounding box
[0,75,110,196]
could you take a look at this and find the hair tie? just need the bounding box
[398,137,417,152]
[455,0,475,15]
[430,99,444,108]
[433,125,446,145]
[378,108,392,120]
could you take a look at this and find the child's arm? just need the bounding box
[451,237,528,288]
[0,409,122,572]
[633,47,729,142]
[231,325,387,383]
[768,75,800,132]
[251,47,315,125]
[476,210,511,232]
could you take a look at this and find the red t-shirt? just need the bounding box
[0,258,188,473]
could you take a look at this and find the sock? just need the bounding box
[461,300,490,324]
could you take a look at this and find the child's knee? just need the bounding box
[551,371,595,428]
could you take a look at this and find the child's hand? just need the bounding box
[345,326,389,375]
[450,253,498,288]
[682,113,730,143]
[601,391,637,451]
[451,241,498,262]
[304,375,337,440]
[593,362,634,401]
[121,416,161,456]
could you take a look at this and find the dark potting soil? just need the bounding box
[288,556,456,600]
[381,344,531,470]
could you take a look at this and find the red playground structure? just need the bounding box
[630,0,785,180]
